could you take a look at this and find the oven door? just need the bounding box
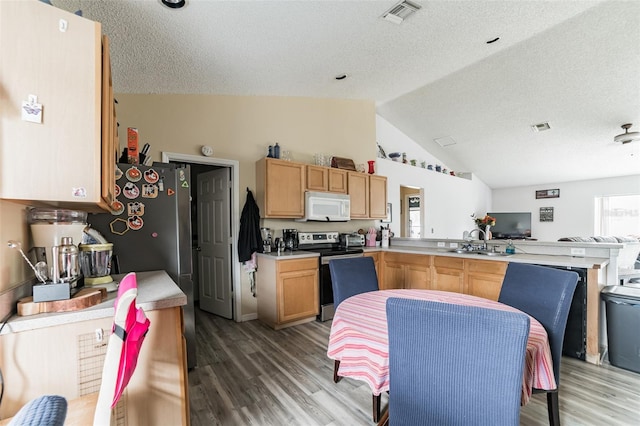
[319,252,364,321]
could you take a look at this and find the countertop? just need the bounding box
[257,251,320,260]
[364,246,609,269]
[1,270,186,335]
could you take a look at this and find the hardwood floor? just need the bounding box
[189,307,640,425]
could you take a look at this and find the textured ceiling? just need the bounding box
[52,0,640,188]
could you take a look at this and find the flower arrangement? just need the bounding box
[475,214,496,227]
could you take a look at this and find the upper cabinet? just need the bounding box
[0,0,116,212]
[348,172,387,219]
[306,165,347,194]
[256,158,306,218]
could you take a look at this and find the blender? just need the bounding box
[79,242,114,288]
[28,208,87,265]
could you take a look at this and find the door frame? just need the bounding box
[162,152,242,322]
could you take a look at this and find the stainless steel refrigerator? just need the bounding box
[87,162,196,369]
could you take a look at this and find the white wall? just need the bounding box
[492,175,640,241]
[376,115,492,239]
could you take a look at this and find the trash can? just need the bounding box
[601,285,640,373]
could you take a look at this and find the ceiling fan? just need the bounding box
[613,123,640,144]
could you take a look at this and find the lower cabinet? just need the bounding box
[0,307,188,424]
[430,256,465,293]
[257,256,319,330]
[465,259,507,300]
[381,252,431,290]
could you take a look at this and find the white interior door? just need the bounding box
[197,168,233,318]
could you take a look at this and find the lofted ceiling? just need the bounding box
[53,0,640,188]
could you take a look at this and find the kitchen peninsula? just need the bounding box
[365,237,624,365]
[0,271,189,425]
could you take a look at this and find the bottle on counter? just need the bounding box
[274,143,280,159]
[506,239,516,254]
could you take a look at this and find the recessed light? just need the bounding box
[335,74,348,81]
[531,122,551,132]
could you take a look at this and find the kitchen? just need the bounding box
[1,0,640,424]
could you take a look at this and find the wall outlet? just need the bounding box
[449,242,458,248]
[570,248,586,257]
[437,242,445,248]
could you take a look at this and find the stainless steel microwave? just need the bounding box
[296,191,350,222]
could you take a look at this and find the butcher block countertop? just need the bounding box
[1,270,186,335]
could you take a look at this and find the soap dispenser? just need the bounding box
[506,239,516,255]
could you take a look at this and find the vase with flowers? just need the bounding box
[474,214,496,239]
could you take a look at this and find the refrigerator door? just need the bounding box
[88,163,196,368]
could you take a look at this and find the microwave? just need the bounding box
[296,191,350,222]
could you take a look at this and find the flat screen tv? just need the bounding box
[486,212,532,239]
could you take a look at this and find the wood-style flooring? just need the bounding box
[189,307,640,425]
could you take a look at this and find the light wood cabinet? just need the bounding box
[0,306,188,424]
[431,256,465,293]
[306,165,328,192]
[256,158,306,218]
[0,0,116,212]
[306,166,347,194]
[328,168,348,193]
[348,172,370,218]
[381,252,431,290]
[257,256,319,329]
[369,175,388,219]
[465,259,507,300]
[347,172,387,219]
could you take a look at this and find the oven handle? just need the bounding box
[320,253,364,265]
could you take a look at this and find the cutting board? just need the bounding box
[17,287,108,316]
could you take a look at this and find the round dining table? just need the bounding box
[327,289,556,405]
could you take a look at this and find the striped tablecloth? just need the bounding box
[327,289,556,405]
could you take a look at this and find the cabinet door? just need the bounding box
[328,169,348,193]
[404,254,431,289]
[465,259,507,300]
[431,257,464,293]
[348,172,369,218]
[278,269,319,323]
[256,158,306,218]
[369,175,388,219]
[306,165,328,192]
[0,1,104,208]
[382,261,405,290]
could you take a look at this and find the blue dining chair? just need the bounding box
[498,263,578,426]
[328,256,380,421]
[5,395,67,426]
[383,298,530,426]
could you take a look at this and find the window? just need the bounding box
[595,195,640,236]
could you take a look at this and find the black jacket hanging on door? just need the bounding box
[238,188,263,262]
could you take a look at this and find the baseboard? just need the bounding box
[241,312,258,322]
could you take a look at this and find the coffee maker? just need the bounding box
[283,229,298,251]
[260,227,272,253]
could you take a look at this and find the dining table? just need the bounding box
[327,289,556,405]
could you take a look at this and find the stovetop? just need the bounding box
[301,247,364,257]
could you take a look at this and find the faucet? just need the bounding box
[465,228,488,250]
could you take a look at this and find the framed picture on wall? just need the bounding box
[381,203,392,223]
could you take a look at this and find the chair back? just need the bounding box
[386,298,530,426]
[328,256,378,308]
[94,272,150,425]
[498,263,578,384]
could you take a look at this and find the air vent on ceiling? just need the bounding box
[530,122,551,132]
[434,136,457,147]
[381,0,422,24]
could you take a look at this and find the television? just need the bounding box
[486,212,532,239]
